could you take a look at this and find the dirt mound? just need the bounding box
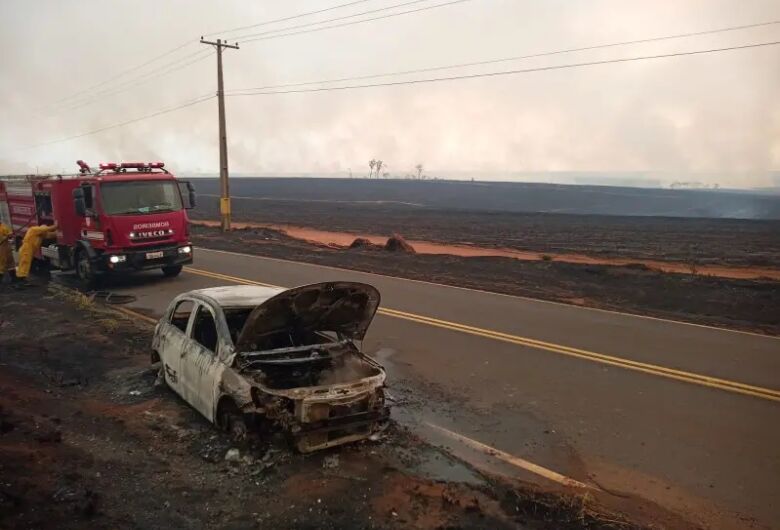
[350,237,383,250]
[385,234,416,253]
[192,225,780,335]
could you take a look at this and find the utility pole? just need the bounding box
[200,37,239,231]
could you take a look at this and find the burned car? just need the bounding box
[151,282,389,452]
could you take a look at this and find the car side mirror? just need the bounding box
[72,188,86,217]
[178,180,196,209]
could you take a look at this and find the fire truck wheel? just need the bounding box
[31,257,51,275]
[161,264,183,277]
[76,251,98,289]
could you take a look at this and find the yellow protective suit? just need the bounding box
[0,223,13,274]
[16,224,57,279]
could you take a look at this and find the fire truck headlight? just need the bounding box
[109,255,126,264]
[178,246,192,254]
[129,232,136,239]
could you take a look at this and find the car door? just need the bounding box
[157,298,196,397]
[180,303,225,422]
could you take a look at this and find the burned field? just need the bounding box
[190,177,780,221]
[190,224,780,335]
[0,284,684,529]
[190,178,780,267]
[186,179,780,335]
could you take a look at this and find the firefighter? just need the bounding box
[15,223,57,281]
[0,222,14,281]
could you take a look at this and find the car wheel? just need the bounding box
[220,402,248,442]
[161,265,183,277]
[155,365,168,388]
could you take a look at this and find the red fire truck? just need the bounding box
[0,160,196,287]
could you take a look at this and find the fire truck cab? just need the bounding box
[0,160,195,287]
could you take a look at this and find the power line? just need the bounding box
[43,0,472,114]
[227,19,780,93]
[45,41,195,108]
[11,41,777,155]
[237,0,470,44]
[205,0,374,37]
[10,94,215,153]
[21,40,776,152]
[226,40,780,96]
[233,0,432,41]
[60,50,214,113]
[41,0,383,108]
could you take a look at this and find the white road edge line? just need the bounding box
[426,422,590,489]
[194,246,779,340]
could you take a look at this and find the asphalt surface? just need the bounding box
[90,247,780,529]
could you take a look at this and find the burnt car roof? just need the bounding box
[188,285,286,307]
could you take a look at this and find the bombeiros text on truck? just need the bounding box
[0,160,196,287]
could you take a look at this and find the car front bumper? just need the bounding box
[291,407,390,452]
[290,391,390,452]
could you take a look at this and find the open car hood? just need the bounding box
[235,282,381,353]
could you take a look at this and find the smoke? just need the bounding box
[0,0,778,187]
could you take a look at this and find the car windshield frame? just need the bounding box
[99,180,183,216]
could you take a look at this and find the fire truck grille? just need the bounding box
[129,241,176,250]
[131,235,170,244]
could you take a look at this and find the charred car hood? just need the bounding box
[235,282,380,352]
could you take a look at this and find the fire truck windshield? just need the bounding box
[100,180,183,215]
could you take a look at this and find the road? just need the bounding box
[92,247,780,529]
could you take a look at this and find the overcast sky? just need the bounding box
[0,0,778,186]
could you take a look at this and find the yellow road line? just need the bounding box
[426,423,589,489]
[379,307,780,401]
[115,306,158,325]
[183,266,780,402]
[197,247,780,340]
[186,266,279,289]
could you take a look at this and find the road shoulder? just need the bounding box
[0,283,698,529]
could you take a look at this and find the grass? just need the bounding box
[96,317,120,333]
